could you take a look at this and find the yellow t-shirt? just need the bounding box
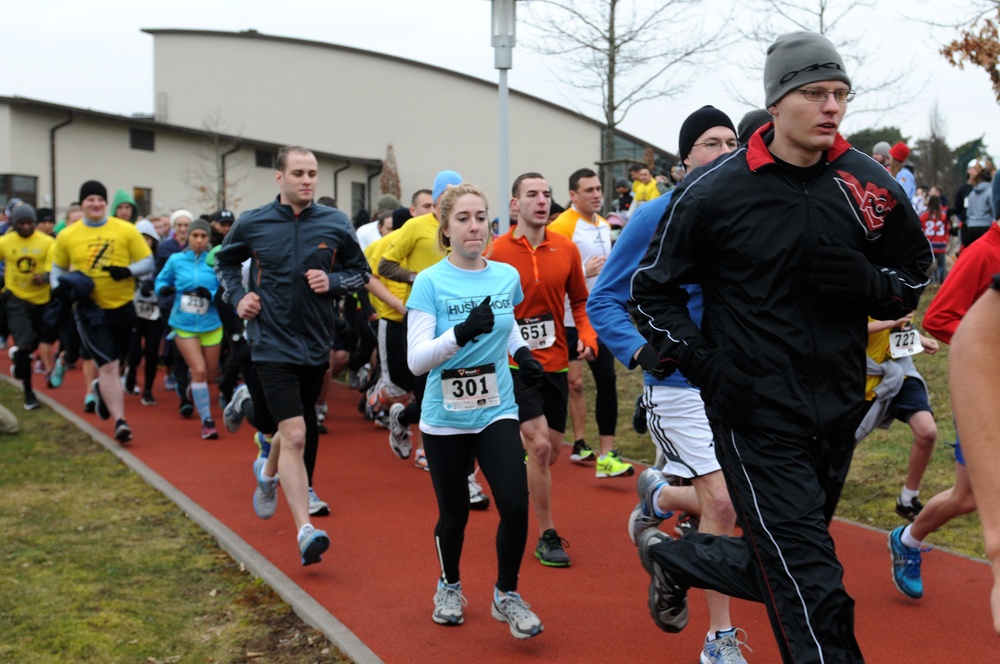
[864,317,892,401]
[50,217,151,309]
[365,230,410,322]
[631,179,661,204]
[380,212,445,276]
[0,230,54,305]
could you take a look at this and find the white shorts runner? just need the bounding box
[642,384,720,479]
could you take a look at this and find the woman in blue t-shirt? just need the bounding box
[407,183,545,640]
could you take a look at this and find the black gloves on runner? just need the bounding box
[102,265,133,281]
[679,343,759,424]
[634,344,673,381]
[454,295,494,346]
[513,346,545,384]
[328,270,369,295]
[139,280,155,297]
[187,286,212,300]
[158,285,176,298]
[811,245,879,303]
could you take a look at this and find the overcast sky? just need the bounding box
[4,0,998,168]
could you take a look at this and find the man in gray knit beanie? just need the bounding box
[630,30,932,664]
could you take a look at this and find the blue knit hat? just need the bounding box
[432,170,463,203]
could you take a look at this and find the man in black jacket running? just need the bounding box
[629,32,932,663]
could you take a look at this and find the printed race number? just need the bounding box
[179,294,209,315]
[517,313,555,351]
[134,300,160,321]
[441,364,500,411]
[889,326,923,358]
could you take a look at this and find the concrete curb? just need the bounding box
[12,378,383,664]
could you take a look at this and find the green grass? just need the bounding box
[583,282,985,560]
[0,383,348,663]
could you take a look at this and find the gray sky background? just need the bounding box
[4,0,999,172]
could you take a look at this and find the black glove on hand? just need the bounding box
[139,280,154,297]
[680,344,760,424]
[811,245,877,302]
[453,295,495,346]
[102,265,133,281]
[513,346,545,384]
[330,270,369,294]
[191,286,212,300]
[635,344,674,381]
[159,285,176,298]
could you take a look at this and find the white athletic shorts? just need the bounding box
[642,384,720,479]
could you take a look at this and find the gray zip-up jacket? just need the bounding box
[216,198,370,365]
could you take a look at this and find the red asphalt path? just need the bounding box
[14,360,999,663]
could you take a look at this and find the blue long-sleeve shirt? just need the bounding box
[586,190,702,389]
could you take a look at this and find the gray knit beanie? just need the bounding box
[763,31,851,108]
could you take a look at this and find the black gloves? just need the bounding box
[453,295,494,346]
[159,285,176,298]
[811,245,878,303]
[679,343,759,424]
[102,265,133,281]
[634,344,673,381]
[139,280,154,297]
[190,286,212,300]
[329,270,369,295]
[513,346,545,384]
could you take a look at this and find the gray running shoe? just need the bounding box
[223,383,250,433]
[701,627,750,663]
[297,525,330,566]
[638,528,689,633]
[468,471,490,510]
[432,580,466,625]
[535,529,571,567]
[491,589,543,639]
[628,467,672,545]
[308,487,330,516]
[252,457,279,520]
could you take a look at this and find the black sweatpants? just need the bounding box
[648,422,863,664]
[423,418,529,593]
[127,317,164,393]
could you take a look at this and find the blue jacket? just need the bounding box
[587,190,703,390]
[155,249,221,333]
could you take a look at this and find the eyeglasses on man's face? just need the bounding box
[691,138,740,152]
[794,88,856,103]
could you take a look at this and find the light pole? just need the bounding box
[491,0,516,234]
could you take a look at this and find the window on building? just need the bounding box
[256,149,276,169]
[133,188,152,219]
[351,182,367,219]
[129,128,155,152]
[0,174,38,208]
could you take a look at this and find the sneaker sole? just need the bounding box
[114,426,133,443]
[300,532,330,566]
[491,602,543,639]
[309,504,331,517]
[469,496,490,511]
[596,467,635,478]
[432,614,464,626]
[534,551,571,568]
[638,529,689,633]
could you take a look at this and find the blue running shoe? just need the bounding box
[889,526,924,599]
[48,356,65,388]
[298,525,330,566]
[252,457,279,519]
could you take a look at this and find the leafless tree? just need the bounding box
[184,110,247,212]
[732,0,913,117]
[380,143,402,199]
[521,0,730,200]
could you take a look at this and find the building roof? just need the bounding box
[0,95,383,168]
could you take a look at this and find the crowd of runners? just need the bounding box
[4,28,1000,663]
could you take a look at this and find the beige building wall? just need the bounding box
[150,30,601,208]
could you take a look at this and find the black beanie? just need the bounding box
[678,106,736,163]
[392,206,412,231]
[79,180,108,202]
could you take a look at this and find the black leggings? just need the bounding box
[587,340,618,436]
[423,418,529,593]
[127,317,164,393]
